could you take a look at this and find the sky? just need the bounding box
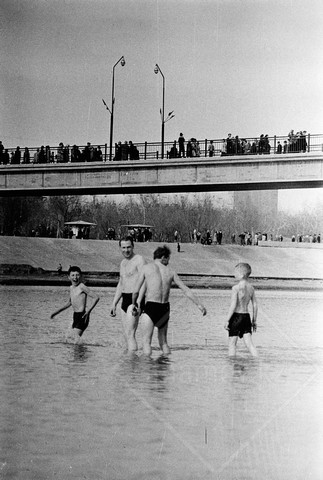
[1,0,323,212]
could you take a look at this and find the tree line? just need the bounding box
[0,194,322,242]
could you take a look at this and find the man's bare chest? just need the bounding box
[122,261,139,278]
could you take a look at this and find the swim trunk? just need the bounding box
[72,311,89,334]
[228,312,252,338]
[121,293,145,314]
[144,302,170,329]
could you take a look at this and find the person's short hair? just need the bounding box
[119,235,134,246]
[68,265,82,275]
[235,263,251,278]
[154,245,171,259]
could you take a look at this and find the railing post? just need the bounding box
[307,133,310,152]
[144,141,147,160]
[274,135,276,154]
[156,150,159,160]
[205,139,207,156]
[104,143,107,162]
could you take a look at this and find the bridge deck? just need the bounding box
[0,152,322,196]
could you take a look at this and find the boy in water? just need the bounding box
[224,263,258,357]
[50,266,100,343]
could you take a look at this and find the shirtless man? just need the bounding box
[132,245,207,356]
[110,236,146,351]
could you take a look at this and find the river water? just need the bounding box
[0,286,322,480]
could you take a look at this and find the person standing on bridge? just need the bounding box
[12,146,21,164]
[208,140,215,157]
[178,133,186,158]
[0,141,4,163]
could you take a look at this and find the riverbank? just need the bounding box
[1,270,322,290]
[1,236,322,290]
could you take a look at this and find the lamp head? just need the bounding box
[154,64,159,74]
[121,57,126,67]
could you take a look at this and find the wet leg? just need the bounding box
[65,327,77,343]
[158,323,170,355]
[121,308,139,352]
[243,333,258,357]
[228,336,238,357]
[72,328,83,345]
[141,313,155,356]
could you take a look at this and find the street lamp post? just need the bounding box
[154,64,174,159]
[108,56,125,161]
[154,64,165,159]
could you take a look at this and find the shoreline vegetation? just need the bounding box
[1,236,323,291]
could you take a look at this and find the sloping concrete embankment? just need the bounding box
[0,237,323,290]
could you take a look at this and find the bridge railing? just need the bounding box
[2,133,322,165]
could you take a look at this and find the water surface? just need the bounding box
[1,286,322,479]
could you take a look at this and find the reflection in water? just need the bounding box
[230,356,260,378]
[149,355,172,394]
[72,344,90,363]
[117,352,172,394]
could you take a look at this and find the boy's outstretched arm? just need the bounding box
[224,288,238,330]
[50,299,71,319]
[173,272,207,315]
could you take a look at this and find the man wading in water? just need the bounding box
[132,245,207,356]
[110,236,146,352]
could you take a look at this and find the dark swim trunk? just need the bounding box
[144,302,170,329]
[121,293,145,313]
[228,312,252,338]
[72,311,89,335]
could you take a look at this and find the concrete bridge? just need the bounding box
[0,152,323,196]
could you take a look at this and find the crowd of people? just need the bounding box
[0,129,310,166]
[168,135,202,158]
[168,129,309,159]
[114,141,140,160]
[291,233,321,243]
[231,231,321,245]
[220,133,272,156]
[0,141,106,165]
[218,129,308,157]
[234,232,276,246]
[189,229,223,245]
[173,229,322,246]
[0,140,140,165]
